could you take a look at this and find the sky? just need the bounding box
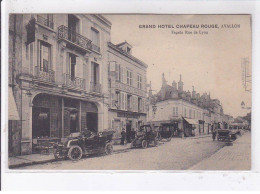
[105,14,251,118]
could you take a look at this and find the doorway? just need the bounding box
[126,120,132,143]
[86,112,98,132]
[32,107,50,138]
[68,14,79,42]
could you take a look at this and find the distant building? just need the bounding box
[148,73,225,136]
[108,41,148,142]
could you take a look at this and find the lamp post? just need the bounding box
[152,103,157,115]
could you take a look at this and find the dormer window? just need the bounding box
[127,46,131,54]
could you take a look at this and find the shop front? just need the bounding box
[183,117,199,136]
[109,109,146,143]
[31,93,100,154]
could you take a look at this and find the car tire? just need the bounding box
[68,145,83,161]
[105,143,113,155]
[141,140,148,149]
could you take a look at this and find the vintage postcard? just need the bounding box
[7,14,251,171]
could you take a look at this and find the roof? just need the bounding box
[108,42,148,68]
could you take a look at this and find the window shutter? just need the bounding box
[115,63,119,80]
[125,93,127,110]
[120,93,124,110]
[120,65,124,83]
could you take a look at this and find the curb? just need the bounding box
[184,134,211,140]
[9,158,57,169]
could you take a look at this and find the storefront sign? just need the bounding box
[117,112,140,119]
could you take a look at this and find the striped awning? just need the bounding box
[8,87,20,120]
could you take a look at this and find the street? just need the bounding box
[189,131,251,170]
[19,136,226,170]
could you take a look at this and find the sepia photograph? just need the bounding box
[7,13,251,171]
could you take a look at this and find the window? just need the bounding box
[117,64,123,83]
[127,47,131,54]
[69,53,77,78]
[91,62,100,84]
[173,107,178,116]
[68,14,79,42]
[39,41,51,72]
[189,109,192,118]
[193,110,195,119]
[37,14,54,29]
[138,98,142,112]
[137,74,142,89]
[127,94,132,110]
[127,70,133,86]
[91,28,100,47]
[184,108,187,117]
[116,91,121,108]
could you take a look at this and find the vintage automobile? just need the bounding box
[157,125,174,141]
[131,125,159,149]
[217,129,238,142]
[53,130,115,161]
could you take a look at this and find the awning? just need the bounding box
[184,118,198,125]
[8,87,20,120]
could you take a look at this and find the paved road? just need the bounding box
[20,136,226,170]
[189,132,251,170]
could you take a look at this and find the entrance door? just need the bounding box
[86,112,98,132]
[126,120,132,143]
[32,107,50,138]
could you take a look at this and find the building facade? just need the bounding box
[107,41,148,142]
[8,14,112,155]
[148,74,225,136]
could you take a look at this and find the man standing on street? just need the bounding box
[121,128,126,145]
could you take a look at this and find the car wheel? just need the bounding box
[105,143,113,155]
[53,149,64,160]
[68,145,83,161]
[141,140,148,149]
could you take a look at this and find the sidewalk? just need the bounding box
[189,131,251,170]
[185,134,211,139]
[8,143,132,169]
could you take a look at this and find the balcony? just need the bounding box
[90,82,101,93]
[92,43,100,53]
[63,74,86,90]
[58,25,92,53]
[36,15,54,29]
[34,66,55,83]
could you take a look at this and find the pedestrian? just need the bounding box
[121,128,126,145]
[131,128,136,141]
[212,125,217,141]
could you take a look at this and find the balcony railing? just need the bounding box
[34,66,55,83]
[58,25,92,51]
[92,43,100,53]
[63,74,86,90]
[36,15,54,29]
[90,82,101,93]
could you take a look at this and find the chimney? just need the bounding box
[178,74,183,92]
